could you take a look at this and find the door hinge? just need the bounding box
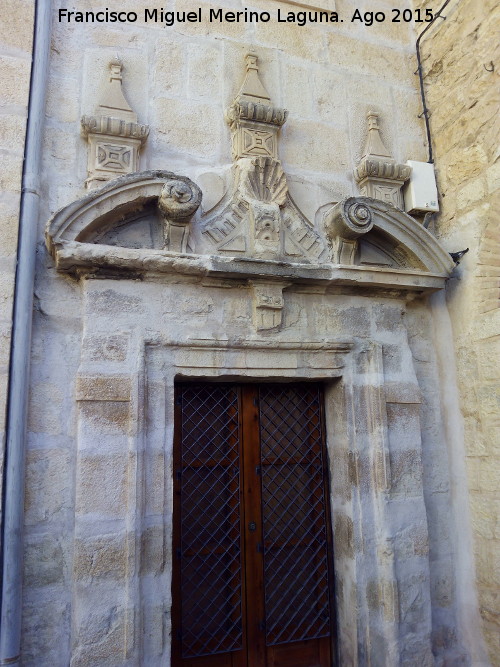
[253,396,258,407]
[255,465,261,476]
[176,470,182,481]
[259,620,266,632]
[257,542,264,553]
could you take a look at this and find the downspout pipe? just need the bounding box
[0,1,52,665]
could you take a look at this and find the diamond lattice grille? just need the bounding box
[178,384,243,658]
[258,384,332,646]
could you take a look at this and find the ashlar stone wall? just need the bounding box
[413,0,500,661]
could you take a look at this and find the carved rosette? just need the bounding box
[354,112,411,210]
[158,177,202,253]
[81,57,149,189]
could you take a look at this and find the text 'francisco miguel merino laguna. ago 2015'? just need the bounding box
[58,7,436,27]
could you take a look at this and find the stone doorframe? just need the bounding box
[71,335,430,665]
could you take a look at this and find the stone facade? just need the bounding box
[0,1,497,666]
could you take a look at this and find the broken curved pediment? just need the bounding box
[46,170,454,294]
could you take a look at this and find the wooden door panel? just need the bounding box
[172,384,244,665]
[258,384,333,655]
[172,382,335,667]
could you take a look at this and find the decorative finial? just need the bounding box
[354,111,411,209]
[81,55,149,188]
[225,53,287,161]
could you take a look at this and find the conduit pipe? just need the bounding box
[0,1,52,665]
[414,0,454,163]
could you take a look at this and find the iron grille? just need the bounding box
[258,384,332,646]
[178,384,243,658]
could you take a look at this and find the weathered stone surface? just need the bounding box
[1,3,490,666]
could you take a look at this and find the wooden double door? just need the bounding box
[172,382,336,667]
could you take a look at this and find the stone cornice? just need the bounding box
[226,100,288,129]
[355,158,411,183]
[49,241,449,294]
[81,114,150,142]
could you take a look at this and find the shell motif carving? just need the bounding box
[158,178,202,220]
[245,157,288,206]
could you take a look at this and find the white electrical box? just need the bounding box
[404,160,439,213]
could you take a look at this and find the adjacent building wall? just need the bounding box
[414,0,500,661]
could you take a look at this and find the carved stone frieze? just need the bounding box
[354,112,411,210]
[81,57,149,189]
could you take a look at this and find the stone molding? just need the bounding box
[81,57,149,189]
[78,333,429,664]
[354,112,411,210]
[45,172,454,291]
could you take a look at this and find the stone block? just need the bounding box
[153,39,187,97]
[333,512,354,559]
[319,304,371,338]
[71,601,126,667]
[456,176,487,210]
[0,151,24,192]
[76,375,132,402]
[0,198,21,257]
[76,454,129,517]
[282,61,315,120]
[27,382,64,436]
[254,20,325,61]
[0,55,32,108]
[389,449,423,498]
[24,533,66,588]
[74,533,128,580]
[46,75,80,123]
[79,401,131,435]
[187,42,223,101]
[486,160,500,193]
[281,120,350,173]
[86,288,145,315]
[152,97,222,159]
[140,525,165,575]
[0,0,34,53]
[21,596,71,667]
[382,343,404,376]
[24,448,72,526]
[81,333,129,362]
[386,402,421,433]
[0,113,28,154]
[326,33,414,83]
